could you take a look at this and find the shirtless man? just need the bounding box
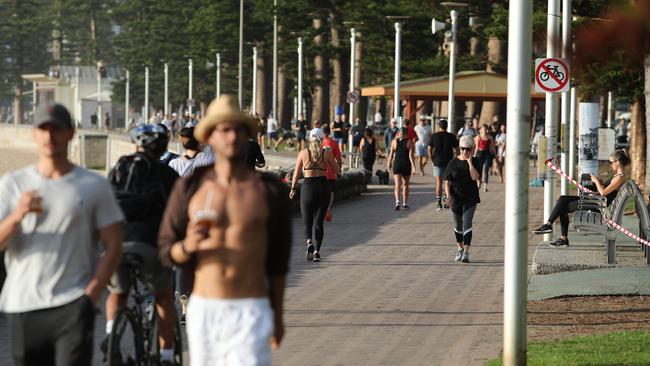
[159,95,291,366]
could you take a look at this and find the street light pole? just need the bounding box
[144,66,149,123]
[216,53,221,97]
[125,70,129,127]
[272,0,278,122]
[164,63,169,117]
[253,47,258,115]
[560,0,571,195]
[348,28,356,155]
[544,0,560,241]
[188,58,193,117]
[97,63,102,129]
[447,10,458,133]
[503,0,532,364]
[238,0,244,108]
[393,22,402,127]
[298,38,304,119]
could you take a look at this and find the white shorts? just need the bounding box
[187,296,274,366]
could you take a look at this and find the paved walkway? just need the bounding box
[275,174,544,365]
[0,147,546,365]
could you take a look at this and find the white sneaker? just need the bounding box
[454,249,464,261]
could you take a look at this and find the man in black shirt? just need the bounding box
[428,119,458,210]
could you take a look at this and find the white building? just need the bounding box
[22,65,125,129]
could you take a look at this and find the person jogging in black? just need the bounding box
[388,127,416,210]
[444,135,480,263]
[290,128,340,262]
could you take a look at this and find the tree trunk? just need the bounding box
[329,10,344,119]
[278,65,289,128]
[599,94,607,128]
[256,44,266,117]
[469,16,480,56]
[631,97,646,192]
[643,54,650,191]
[480,36,503,125]
[311,17,327,126]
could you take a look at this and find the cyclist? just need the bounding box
[105,123,179,365]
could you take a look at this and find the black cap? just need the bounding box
[179,126,195,138]
[33,103,73,129]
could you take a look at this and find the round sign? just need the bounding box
[535,58,569,93]
[347,90,360,104]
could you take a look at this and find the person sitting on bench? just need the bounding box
[532,149,630,247]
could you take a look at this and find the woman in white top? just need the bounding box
[495,125,507,183]
[414,118,433,176]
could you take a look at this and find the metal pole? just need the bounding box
[607,91,614,128]
[560,0,571,195]
[253,47,258,115]
[74,67,80,126]
[448,10,458,133]
[569,87,577,178]
[216,53,221,97]
[97,67,102,129]
[393,22,402,127]
[125,70,129,128]
[503,0,532,364]
[32,82,36,112]
[298,38,303,118]
[144,67,149,123]
[188,59,193,117]
[164,63,169,117]
[238,0,244,107]
[544,0,560,241]
[272,0,278,121]
[349,28,356,155]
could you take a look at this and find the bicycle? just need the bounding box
[106,252,184,366]
[539,65,564,82]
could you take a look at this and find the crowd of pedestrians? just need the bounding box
[0,99,512,364]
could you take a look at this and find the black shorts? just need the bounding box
[328,179,336,191]
[392,164,412,177]
[7,295,96,366]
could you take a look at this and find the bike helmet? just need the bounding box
[129,123,169,156]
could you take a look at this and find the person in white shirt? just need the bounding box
[414,117,433,175]
[266,114,279,149]
[169,123,203,177]
[0,103,124,365]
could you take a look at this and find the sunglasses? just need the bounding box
[460,147,472,151]
[609,160,618,165]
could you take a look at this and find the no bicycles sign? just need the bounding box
[535,58,570,93]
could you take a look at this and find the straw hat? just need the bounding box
[194,95,259,143]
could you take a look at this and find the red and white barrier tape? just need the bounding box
[544,158,650,247]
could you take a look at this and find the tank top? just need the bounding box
[362,137,376,160]
[477,136,490,151]
[394,139,410,166]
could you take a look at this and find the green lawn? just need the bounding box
[485,332,650,366]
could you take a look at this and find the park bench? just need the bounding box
[572,180,631,264]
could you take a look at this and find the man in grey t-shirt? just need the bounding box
[0,103,124,365]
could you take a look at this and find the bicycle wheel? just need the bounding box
[108,308,144,366]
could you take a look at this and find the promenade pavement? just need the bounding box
[0,147,547,365]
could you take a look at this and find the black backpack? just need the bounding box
[108,152,169,222]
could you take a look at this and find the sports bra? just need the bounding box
[304,149,326,171]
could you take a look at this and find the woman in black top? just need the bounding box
[533,149,630,247]
[444,135,481,263]
[359,128,384,173]
[388,127,416,210]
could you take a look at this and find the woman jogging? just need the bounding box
[388,127,416,210]
[474,125,496,192]
[533,149,630,247]
[444,136,481,263]
[359,128,384,173]
[290,128,341,262]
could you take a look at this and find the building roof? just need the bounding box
[361,71,545,101]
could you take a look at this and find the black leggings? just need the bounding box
[300,176,331,251]
[547,195,579,236]
[362,155,376,172]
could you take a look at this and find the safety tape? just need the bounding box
[544,158,650,247]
